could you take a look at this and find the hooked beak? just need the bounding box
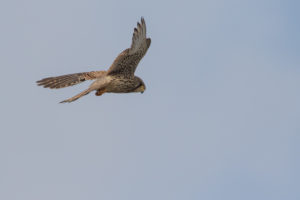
[140,84,145,94]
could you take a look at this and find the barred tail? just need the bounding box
[60,88,92,103]
[36,71,106,89]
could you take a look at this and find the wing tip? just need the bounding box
[146,38,151,48]
[59,100,68,103]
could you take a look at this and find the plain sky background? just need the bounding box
[0,0,299,199]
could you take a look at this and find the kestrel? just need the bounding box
[37,17,151,103]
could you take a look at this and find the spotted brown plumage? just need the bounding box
[36,17,151,103]
[36,71,106,89]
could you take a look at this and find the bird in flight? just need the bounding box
[37,17,151,103]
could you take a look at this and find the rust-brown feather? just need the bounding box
[107,17,151,78]
[36,71,106,89]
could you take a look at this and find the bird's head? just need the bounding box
[133,76,146,94]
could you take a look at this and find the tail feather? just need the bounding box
[60,88,92,103]
[50,75,79,88]
[37,71,106,89]
[37,73,85,89]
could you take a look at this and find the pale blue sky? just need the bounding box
[0,0,299,200]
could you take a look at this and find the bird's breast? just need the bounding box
[106,77,137,93]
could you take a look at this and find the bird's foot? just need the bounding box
[95,88,106,96]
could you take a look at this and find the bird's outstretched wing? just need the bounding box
[107,17,151,78]
[37,71,106,89]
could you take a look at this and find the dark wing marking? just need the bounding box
[107,17,151,78]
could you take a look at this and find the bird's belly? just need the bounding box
[106,78,135,93]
